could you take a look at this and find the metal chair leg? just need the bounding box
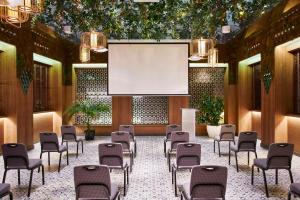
[275,169,278,185]
[218,141,221,157]
[127,167,129,185]
[66,149,69,165]
[76,142,79,158]
[251,165,254,185]
[174,170,177,197]
[48,152,50,166]
[171,166,174,184]
[58,153,62,173]
[289,169,294,183]
[235,152,239,172]
[168,151,171,172]
[81,140,84,153]
[247,151,250,166]
[2,169,7,183]
[164,139,167,157]
[38,152,43,172]
[228,141,231,165]
[134,140,137,157]
[18,169,21,185]
[254,152,259,172]
[27,169,34,197]
[9,192,13,200]
[213,140,215,153]
[262,170,269,198]
[123,169,126,196]
[41,165,45,185]
[288,192,291,200]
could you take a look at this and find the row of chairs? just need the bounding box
[164,123,300,199]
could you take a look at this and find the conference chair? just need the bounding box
[40,132,69,172]
[119,125,137,157]
[111,131,134,172]
[180,166,228,200]
[251,143,294,198]
[229,131,258,172]
[214,124,236,159]
[99,143,129,196]
[74,165,120,200]
[0,183,13,200]
[171,143,201,197]
[2,143,45,197]
[164,124,182,157]
[288,183,300,200]
[167,131,189,172]
[61,125,84,158]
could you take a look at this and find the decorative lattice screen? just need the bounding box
[75,68,112,125]
[132,96,168,125]
[189,67,226,122]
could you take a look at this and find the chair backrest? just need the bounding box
[170,131,189,150]
[119,125,135,139]
[61,125,77,140]
[111,131,130,150]
[267,143,294,169]
[237,131,257,151]
[99,143,123,167]
[2,143,29,169]
[190,166,228,199]
[74,165,111,199]
[219,124,236,140]
[40,132,59,151]
[166,124,182,139]
[176,143,201,167]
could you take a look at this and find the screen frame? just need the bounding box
[107,42,190,96]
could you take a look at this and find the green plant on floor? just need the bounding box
[197,95,224,126]
[64,100,110,132]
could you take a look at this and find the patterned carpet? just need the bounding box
[1,136,300,200]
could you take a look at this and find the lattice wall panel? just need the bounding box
[189,67,226,120]
[75,68,112,125]
[132,96,168,125]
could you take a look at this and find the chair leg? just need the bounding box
[41,165,45,185]
[254,152,259,172]
[288,192,291,200]
[134,140,137,157]
[174,170,177,197]
[235,152,239,172]
[213,140,215,153]
[228,141,231,165]
[262,170,269,198]
[251,165,254,185]
[289,169,294,183]
[9,192,13,200]
[171,166,174,184]
[181,193,183,200]
[127,167,129,185]
[217,141,221,157]
[247,151,250,166]
[275,169,278,185]
[131,151,134,165]
[81,140,84,153]
[164,139,167,157]
[76,142,79,158]
[48,152,50,166]
[66,149,69,165]
[27,169,34,197]
[2,169,7,183]
[18,169,21,185]
[58,153,62,173]
[123,169,126,196]
[168,151,171,172]
[130,153,133,172]
[38,152,43,172]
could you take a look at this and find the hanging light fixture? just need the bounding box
[208,48,218,68]
[81,31,108,53]
[189,38,212,61]
[0,5,28,28]
[79,45,90,63]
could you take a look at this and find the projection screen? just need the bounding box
[108,43,189,95]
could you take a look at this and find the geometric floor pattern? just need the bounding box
[1,136,300,200]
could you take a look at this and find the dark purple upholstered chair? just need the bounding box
[252,143,294,197]
[214,124,236,158]
[2,143,45,197]
[0,183,13,200]
[229,131,258,171]
[171,143,201,196]
[111,131,134,171]
[181,165,228,200]
[119,125,137,157]
[40,132,69,172]
[74,165,120,200]
[99,143,129,196]
[167,131,189,172]
[164,124,182,157]
[289,183,300,200]
[61,125,84,158]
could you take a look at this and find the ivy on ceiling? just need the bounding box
[37,0,281,41]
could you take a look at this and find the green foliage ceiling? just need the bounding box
[37,0,281,41]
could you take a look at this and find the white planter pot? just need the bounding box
[207,125,221,138]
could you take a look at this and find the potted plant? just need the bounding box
[197,95,224,138]
[64,100,110,140]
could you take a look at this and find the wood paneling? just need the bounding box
[168,96,190,124]
[287,116,300,154]
[33,112,54,143]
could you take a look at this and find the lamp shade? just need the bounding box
[80,45,90,63]
[208,48,218,67]
[189,38,212,61]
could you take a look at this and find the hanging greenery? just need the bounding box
[263,68,273,94]
[37,0,281,41]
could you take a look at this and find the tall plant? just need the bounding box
[197,95,224,126]
[64,100,110,131]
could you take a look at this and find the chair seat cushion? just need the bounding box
[0,183,10,195]
[290,183,300,195]
[254,158,268,169]
[59,145,67,152]
[28,159,42,169]
[110,183,119,200]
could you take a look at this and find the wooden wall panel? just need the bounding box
[252,111,262,138]
[0,118,4,151]
[287,116,300,154]
[168,96,190,124]
[33,112,54,143]
[112,96,132,131]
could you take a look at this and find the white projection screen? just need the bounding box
[108,43,189,95]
